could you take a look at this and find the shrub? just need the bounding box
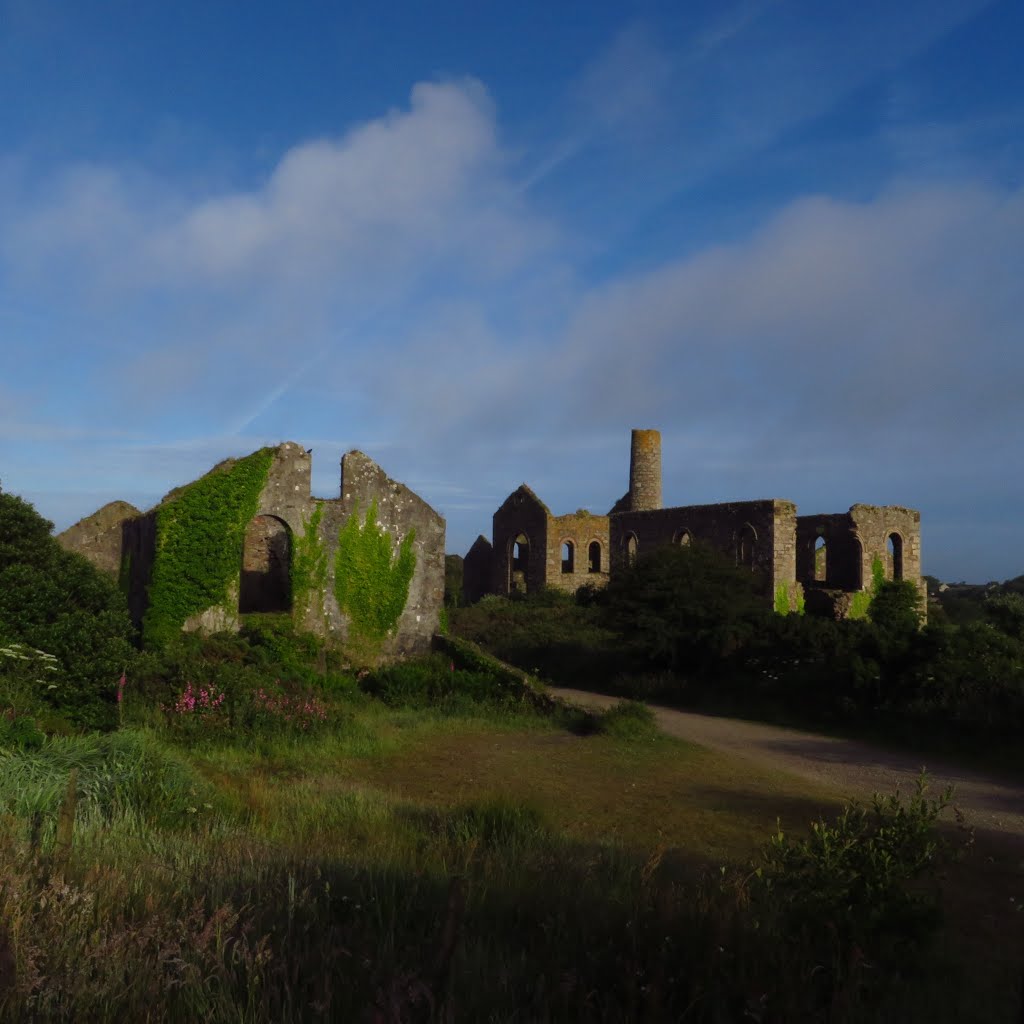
[361,653,541,715]
[869,580,924,639]
[597,699,659,741]
[0,710,45,750]
[0,491,134,730]
[752,773,958,992]
[602,542,768,675]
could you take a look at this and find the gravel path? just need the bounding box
[549,686,1024,848]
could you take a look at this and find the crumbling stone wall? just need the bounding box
[59,443,445,661]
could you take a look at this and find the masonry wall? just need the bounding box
[462,535,493,604]
[491,486,551,595]
[849,504,922,585]
[332,450,446,657]
[796,512,863,591]
[57,501,140,579]
[544,512,611,593]
[610,500,780,599]
[771,501,803,609]
[797,504,922,592]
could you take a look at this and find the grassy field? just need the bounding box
[1,691,1022,1022]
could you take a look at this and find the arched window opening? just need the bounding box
[239,515,291,613]
[674,529,692,546]
[738,524,756,569]
[625,533,638,566]
[588,541,602,573]
[814,536,827,583]
[510,533,530,594]
[887,533,903,581]
[561,540,575,574]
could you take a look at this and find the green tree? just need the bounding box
[984,592,1024,641]
[603,541,767,674]
[869,580,923,638]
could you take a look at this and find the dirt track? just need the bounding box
[549,686,1024,849]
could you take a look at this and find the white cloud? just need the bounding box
[5,79,550,301]
[543,181,1024,437]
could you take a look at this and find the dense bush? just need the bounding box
[452,545,1024,749]
[0,491,134,731]
[360,653,543,714]
[751,774,964,1015]
[602,541,768,675]
[451,591,623,687]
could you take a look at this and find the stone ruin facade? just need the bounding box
[465,429,923,617]
[58,444,445,659]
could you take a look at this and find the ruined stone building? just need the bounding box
[58,444,445,659]
[464,429,922,617]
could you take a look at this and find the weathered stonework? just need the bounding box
[467,429,923,617]
[58,443,445,660]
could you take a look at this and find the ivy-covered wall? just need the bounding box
[334,500,416,650]
[290,501,328,624]
[61,442,446,662]
[142,449,274,648]
[329,450,445,660]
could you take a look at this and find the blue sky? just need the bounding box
[1,0,1021,582]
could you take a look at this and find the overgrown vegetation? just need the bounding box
[289,501,328,623]
[142,448,275,649]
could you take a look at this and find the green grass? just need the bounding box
[0,692,1020,1022]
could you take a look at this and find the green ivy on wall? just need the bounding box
[334,500,416,645]
[848,557,886,620]
[290,501,327,622]
[774,583,806,616]
[142,448,274,648]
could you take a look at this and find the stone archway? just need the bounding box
[239,515,292,613]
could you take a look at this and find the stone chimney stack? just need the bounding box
[628,429,663,511]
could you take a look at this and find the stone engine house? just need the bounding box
[464,429,922,616]
[58,444,445,659]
